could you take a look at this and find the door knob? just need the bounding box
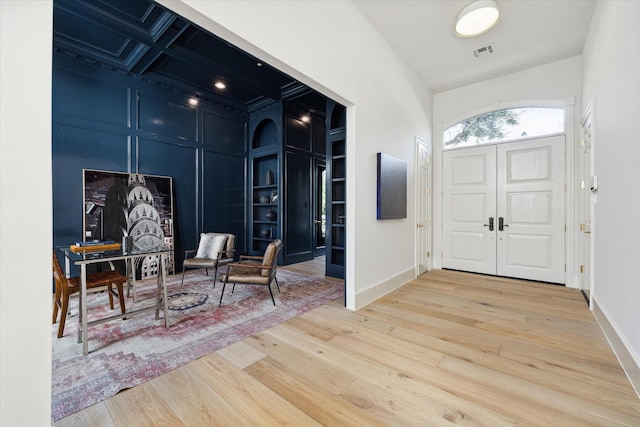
[417,223,424,228]
[498,217,509,231]
[314,220,322,224]
[483,217,494,231]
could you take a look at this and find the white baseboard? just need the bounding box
[592,297,640,398]
[350,267,415,311]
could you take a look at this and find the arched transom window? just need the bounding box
[443,107,564,149]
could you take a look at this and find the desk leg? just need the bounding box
[80,264,89,355]
[162,254,169,327]
[154,254,170,327]
[126,257,138,303]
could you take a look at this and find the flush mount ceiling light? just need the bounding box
[455,0,500,37]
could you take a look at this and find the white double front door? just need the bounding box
[443,135,565,284]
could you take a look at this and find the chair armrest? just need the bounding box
[184,249,196,258]
[227,263,271,271]
[217,249,236,260]
[239,255,263,261]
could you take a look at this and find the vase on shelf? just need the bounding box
[265,209,277,221]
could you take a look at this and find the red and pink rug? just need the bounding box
[51,269,344,421]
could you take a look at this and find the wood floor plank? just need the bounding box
[103,380,183,426]
[55,263,640,426]
[146,363,245,426]
[216,340,266,369]
[189,352,321,426]
[244,358,388,427]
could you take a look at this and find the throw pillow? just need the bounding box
[195,233,214,258]
[195,234,228,259]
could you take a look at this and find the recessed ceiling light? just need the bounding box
[301,115,311,123]
[256,62,263,67]
[214,81,226,90]
[188,97,199,106]
[455,0,500,37]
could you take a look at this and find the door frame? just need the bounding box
[441,137,566,283]
[415,137,432,276]
[435,98,577,287]
[579,101,595,306]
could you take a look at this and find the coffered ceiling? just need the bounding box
[53,0,304,112]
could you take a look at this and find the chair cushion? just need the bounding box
[183,257,216,268]
[195,233,228,259]
[223,272,270,285]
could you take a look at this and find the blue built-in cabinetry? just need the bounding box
[248,103,283,256]
[326,101,346,279]
[52,53,248,269]
[247,98,329,266]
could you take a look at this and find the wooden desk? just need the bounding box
[58,246,172,354]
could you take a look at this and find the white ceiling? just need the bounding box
[353,0,596,93]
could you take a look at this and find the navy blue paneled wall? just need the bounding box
[52,53,248,270]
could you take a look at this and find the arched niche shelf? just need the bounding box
[252,118,278,149]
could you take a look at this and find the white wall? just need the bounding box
[582,0,640,392]
[432,56,583,284]
[0,2,53,426]
[1,2,433,422]
[161,0,434,309]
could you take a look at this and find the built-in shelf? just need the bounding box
[326,102,346,278]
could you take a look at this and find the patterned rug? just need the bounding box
[51,269,344,421]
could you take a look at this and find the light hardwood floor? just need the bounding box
[56,264,640,426]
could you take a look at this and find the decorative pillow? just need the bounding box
[196,234,228,259]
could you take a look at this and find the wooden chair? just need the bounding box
[52,250,127,338]
[219,239,283,307]
[181,233,235,286]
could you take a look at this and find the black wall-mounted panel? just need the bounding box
[376,152,407,220]
[53,68,129,127]
[138,92,198,140]
[203,111,247,152]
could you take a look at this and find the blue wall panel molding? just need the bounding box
[202,151,247,254]
[52,53,249,270]
[137,92,198,141]
[53,66,130,128]
[203,111,247,152]
[52,125,131,250]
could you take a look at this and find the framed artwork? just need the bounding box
[376,152,407,219]
[83,169,175,277]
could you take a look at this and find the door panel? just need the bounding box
[443,145,497,275]
[416,139,432,275]
[497,136,565,283]
[443,136,565,284]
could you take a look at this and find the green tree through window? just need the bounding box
[443,107,564,149]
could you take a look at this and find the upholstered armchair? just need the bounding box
[219,239,283,306]
[181,232,235,286]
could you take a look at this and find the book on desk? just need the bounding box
[70,240,121,253]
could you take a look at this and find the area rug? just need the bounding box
[51,269,344,421]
